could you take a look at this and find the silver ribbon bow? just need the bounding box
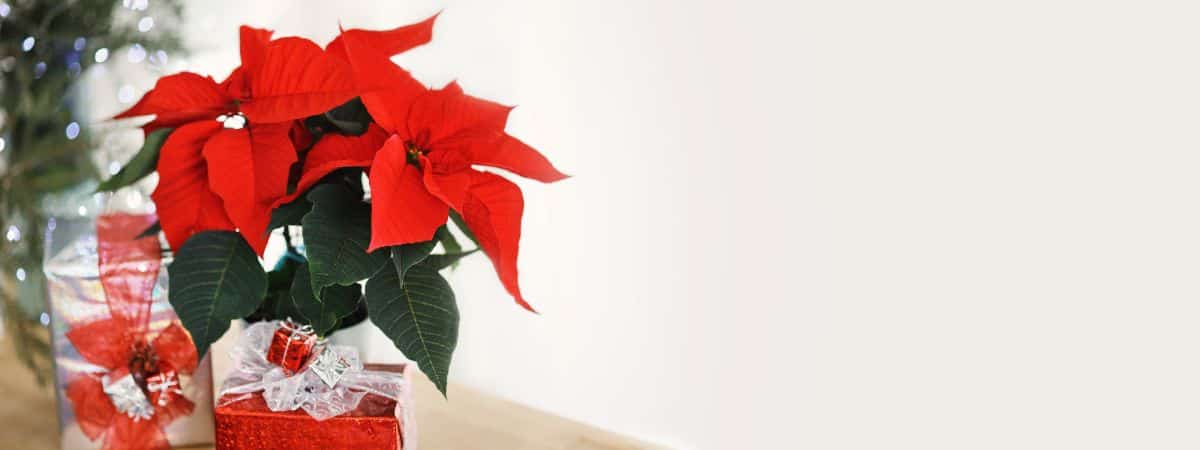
[103,373,154,421]
[217,321,414,424]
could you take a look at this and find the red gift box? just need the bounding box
[46,214,214,450]
[214,364,412,450]
[264,320,318,374]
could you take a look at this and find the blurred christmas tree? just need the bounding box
[0,0,183,383]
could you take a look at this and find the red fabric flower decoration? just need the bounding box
[63,214,201,450]
[320,24,569,312]
[116,27,361,254]
[64,320,199,450]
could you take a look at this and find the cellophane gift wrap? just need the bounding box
[214,320,417,450]
[44,214,214,450]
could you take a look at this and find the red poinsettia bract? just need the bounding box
[267,15,440,207]
[326,27,568,312]
[116,26,361,254]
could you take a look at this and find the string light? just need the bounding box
[0,137,6,153]
[15,268,25,282]
[5,225,19,242]
[108,161,121,175]
[65,122,80,140]
[39,313,50,326]
[138,17,154,32]
[0,2,10,18]
[95,48,109,63]
[21,36,34,52]
[65,50,80,67]
[77,205,87,217]
[33,61,46,79]
[74,37,87,51]
[150,50,169,65]
[128,44,146,63]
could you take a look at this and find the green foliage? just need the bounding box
[290,263,362,336]
[301,183,389,297]
[322,97,372,136]
[436,225,463,253]
[391,240,435,283]
[366,261,459,396]
[449,210,478,245]
[424,250,479,270]
[245,252,306,324]
[168,231,267,361]
[135,221,162,239]
[96,128,172,192]
[267,197,312,231]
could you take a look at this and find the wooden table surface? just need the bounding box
[0,335,658,450]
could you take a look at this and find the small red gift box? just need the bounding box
[214,364,413,450]
[264,320,318,374]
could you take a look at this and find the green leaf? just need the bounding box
[135,221,161,239]
[366,263,459,396]
[391,240,436,283]
[268,197,312,231]
[168,231,267,360]
[245,253,305,324]
[290,263,363,336]
[302,184,388,297]
[96,128,172,192]
[323,97,371,136]
[435,225,462,254]
[424,250,479,270]
[335,299,369,331]
[449,211,477,246]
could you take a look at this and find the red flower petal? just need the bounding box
[201,124,295,254]
[151,322,199,375]
[114,73,230,132]
[326,13,438,60]
[150,121,234,252]
[468,133,569,183]
[288,120,316,151]
[332,23,428,134]
[219,26,273,101]
[410,83,568,182]
[456,170,535,312]
[367,137,448,251]
[277,124,388,207]
[237,26,274,95]
[407,82,510,145]
[65,376,117,441]
[239,37,359,124]
[219,67,248,100]
[420,156,471,207]
[65,317,136,371]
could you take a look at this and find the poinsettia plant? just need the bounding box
[101,14,567,395]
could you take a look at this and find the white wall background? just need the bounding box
[108,1,1200,448]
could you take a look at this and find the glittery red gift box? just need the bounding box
[213,364,408,450]
[265,321,317,374]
